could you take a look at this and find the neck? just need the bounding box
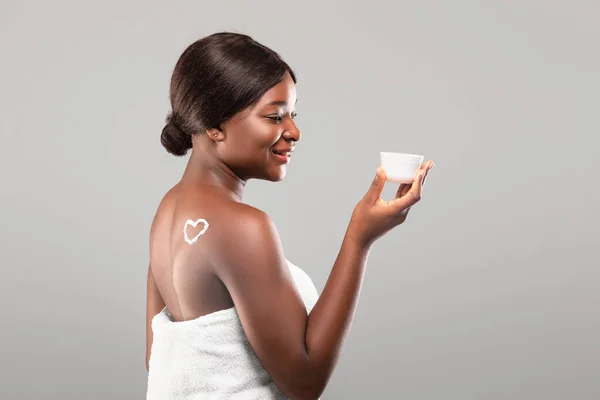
[180,136,246,202]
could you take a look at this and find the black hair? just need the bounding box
[160,32,297,156]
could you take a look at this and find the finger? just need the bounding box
[390,167,426,212]
[395,183,410,199]
[395,161,432,199]
[396,183,406,198]
[422,161,434,187]
[364,166,387,204]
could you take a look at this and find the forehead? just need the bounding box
[256,73,297,107]
[227,73,297,122]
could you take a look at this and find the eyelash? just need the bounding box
[268,112,298,123]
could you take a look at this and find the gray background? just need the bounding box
[1,0,598,398]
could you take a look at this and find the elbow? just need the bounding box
[272,349,329,399]
[302,375,328,400]
[299,385,325,400]
[285,359,327,400]
[288,382,325,400]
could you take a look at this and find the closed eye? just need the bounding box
[267,115,284,123]
[266,113,297,123]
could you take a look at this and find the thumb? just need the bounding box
[365,166,386,204]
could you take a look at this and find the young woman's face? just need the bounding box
[217,72,301,182]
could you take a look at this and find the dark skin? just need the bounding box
[146,72,434,399]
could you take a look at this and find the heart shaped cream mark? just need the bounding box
[183,218,209,245]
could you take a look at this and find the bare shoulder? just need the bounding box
[224,202,275,235]
[210,201,281,262]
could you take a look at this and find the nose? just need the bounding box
[283,119,301,143]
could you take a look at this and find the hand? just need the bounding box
[348,161,435,247]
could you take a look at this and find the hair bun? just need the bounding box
[160,112,192,156]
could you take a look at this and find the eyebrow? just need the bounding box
[265,98,298,107]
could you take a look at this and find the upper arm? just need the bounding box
[213,207,316,398]
[146,263,165,371]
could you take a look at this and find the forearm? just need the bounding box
[303,227,371,393]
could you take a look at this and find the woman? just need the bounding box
[146,32,434,399]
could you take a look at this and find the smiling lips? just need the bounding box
[271,146,295,163]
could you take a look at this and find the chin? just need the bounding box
[266,167,287,182]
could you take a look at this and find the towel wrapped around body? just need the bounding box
[146,259,320,399]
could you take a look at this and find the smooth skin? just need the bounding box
[146,72,434,399]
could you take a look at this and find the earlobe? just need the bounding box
[206,127,223,142]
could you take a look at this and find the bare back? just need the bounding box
[149,183,236,322]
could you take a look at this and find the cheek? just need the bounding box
[260,123,281,145]
[226,122,277,161]
[246,121,281,150]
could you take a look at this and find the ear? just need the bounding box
[206,127,224,142]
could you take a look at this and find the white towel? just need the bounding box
[146,259,320,400]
